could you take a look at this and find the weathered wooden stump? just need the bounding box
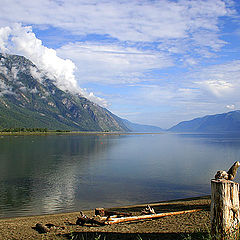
[211,179,240,239]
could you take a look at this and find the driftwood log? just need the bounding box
[215,161,240,180]
[95,208,132,217]
[211,179,240,240]
[105,209,201,225]
[76,212,105,226]
[34,223,64,233]
[76,209,201,226]
[35,223,50,233]
[141,205,156,215]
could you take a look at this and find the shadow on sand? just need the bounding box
[62,231,209,240]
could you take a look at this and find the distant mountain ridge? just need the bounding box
[169,111,240,133]
[121,119,163,132]
[0,53,162,132]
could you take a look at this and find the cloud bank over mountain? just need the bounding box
[0,24,107,107]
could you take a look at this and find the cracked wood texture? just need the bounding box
[211,179,240,240]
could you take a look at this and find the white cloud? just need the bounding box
[0,1,234,88]
[57,42,173,84]
[192,30,227,52]
[226,104,235,110]
[108,58,240,128]
[9,24,78,93]
[196,80,234,97]
[0,27,11,52]
[192,60,240,99]
[79,88,108,107]
[0,0,232,46]
[140,60,240,106]
[29,66,46,84]
[0,24,108,107]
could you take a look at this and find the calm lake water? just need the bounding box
[0,132,240,218]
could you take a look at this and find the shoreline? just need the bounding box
[0,131,164,136]
[0,195,211,240]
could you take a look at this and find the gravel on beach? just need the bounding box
[0,196,211,240]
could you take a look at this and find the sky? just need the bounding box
[0,0,240,128]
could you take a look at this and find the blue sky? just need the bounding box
[0,0,240,128]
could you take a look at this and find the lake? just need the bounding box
[0,132,240,218]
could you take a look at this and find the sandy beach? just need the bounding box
[0,195,211,240]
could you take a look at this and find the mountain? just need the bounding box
[0,53,131,131]
[0,53,163,132]
[169,111,240,133]
[121,119,163,132]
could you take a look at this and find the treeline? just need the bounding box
[0,128,72,133]
[55,129,71,132]
[0,128,48,132]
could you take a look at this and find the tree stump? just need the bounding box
[211,179,240,239]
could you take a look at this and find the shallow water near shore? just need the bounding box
[0,132,239,218]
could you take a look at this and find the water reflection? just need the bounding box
[0,135,116,217]
[0,133,240,217]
